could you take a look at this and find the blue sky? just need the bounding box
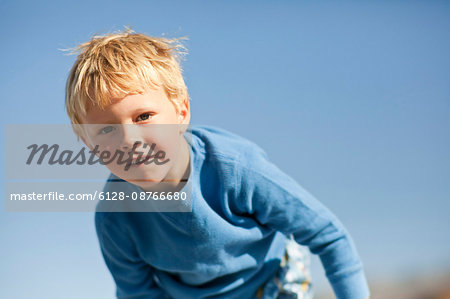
[1,1,449,298]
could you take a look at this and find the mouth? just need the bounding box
[131,155,154,166]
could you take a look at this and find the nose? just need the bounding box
[120,125,144,151]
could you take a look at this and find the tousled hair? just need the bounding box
[64,28,188,136]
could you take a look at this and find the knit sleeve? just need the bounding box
[234,146,370,299]
[95,213,169,299]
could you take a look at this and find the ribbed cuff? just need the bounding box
[329,269,370,299]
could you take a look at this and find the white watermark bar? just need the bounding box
[6,181,192,212]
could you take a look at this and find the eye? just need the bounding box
[98,126,115,135]
[136,112,153,122]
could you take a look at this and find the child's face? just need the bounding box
[80,87,190,190]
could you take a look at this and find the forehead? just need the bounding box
[81,87,171,124]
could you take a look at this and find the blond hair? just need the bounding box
[64,28,188,135]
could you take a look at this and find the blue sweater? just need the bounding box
[95,125,370,299]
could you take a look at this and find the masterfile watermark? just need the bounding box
[26,141,170,171]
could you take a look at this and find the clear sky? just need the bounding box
[1,1,449,298]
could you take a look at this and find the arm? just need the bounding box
[95,213,168,299]
[235,148,370,299]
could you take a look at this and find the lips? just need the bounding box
[131,155,155,165]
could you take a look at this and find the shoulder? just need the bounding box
[188,124,269,165]
[189,127,299,196]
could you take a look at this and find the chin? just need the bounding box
[108,161,176,190]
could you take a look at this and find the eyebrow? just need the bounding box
[132,107,157,115]
[88,106,157,124]
[85,114,117,125]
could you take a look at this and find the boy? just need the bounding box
[65,29,370,299]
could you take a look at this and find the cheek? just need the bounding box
[142,125,181,156]
[95,144,119,164]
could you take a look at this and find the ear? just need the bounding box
[178,99,190,122]
[177,99,190,134]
